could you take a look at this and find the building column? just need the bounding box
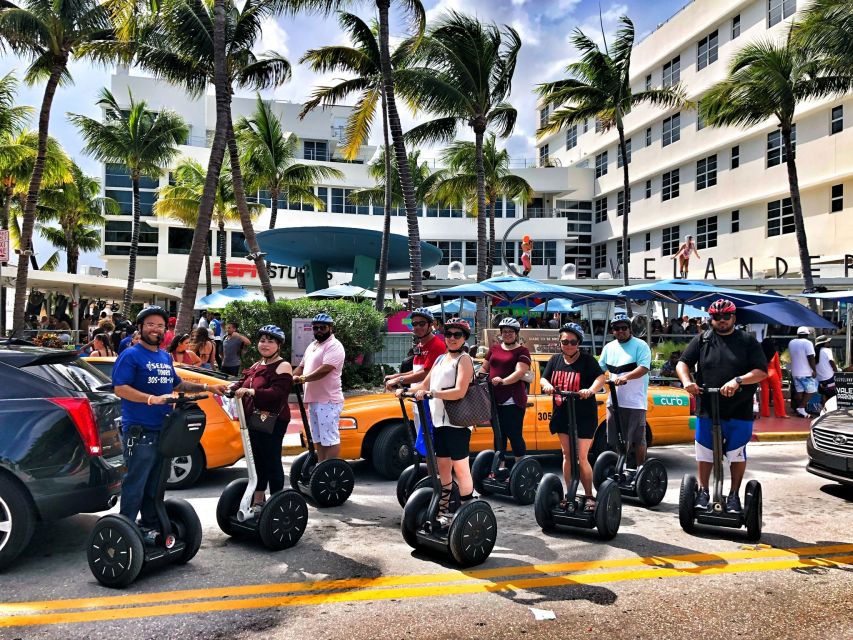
[304,260,329,293]
[351,254,377,290]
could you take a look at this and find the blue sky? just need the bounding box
[0,0,689,268]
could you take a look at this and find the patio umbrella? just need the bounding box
[424,276,620,304]
[306,284,377,299]
[196,285,265,309]
[602,279,783,306]
[732,300,835,329]
[425,299,476,315]
[530,299,577,313]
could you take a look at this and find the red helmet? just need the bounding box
[444,317,471,339]
[709,298,736,314]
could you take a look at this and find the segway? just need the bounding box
[87,394,208,588]
[290,384,355,507]
[396,395,427,507]
[592,380,668,507]
[470,380,542,505]
[534,390,621,540]
[400,393,497,567]
[216,390,308,549]
[678,388,762,541]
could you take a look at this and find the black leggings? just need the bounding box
[495,403,527,457]
[248,418,287,493]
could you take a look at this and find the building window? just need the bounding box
[696,154,718,190]
[532,241,557,266]
[645,179,652,199]
[230,231,248,257]
[331,187,358,214]
[731,145,740,169]
[539,143,550,166]
[539,105,550,129]
[104,163,158,189]
[697,30,718,71]
[697,110,705,131]
[662,225,680,256]
[731,210,740,233]
[662,113,681,146]
[583,119,589,133]
[767,125,796,167]
[767,197,795,236]
[105,189,157,216]
[595,151,608,178]
[617,188,631,216]
[566,124,578,150]
[617,139,632,168]
[645,74,652,91]
[615,238,630,265]
[645,232,651,251]
[732,14,741,39]
[465,241,477,266]
[426,203,460,218]
[594,244,606,270]
[831,184,844,213]
[303,140,328,161]
[594,197,607,224]
[105,220,159,246]
[662,55,680,88]
[696,215,718,249]
[505,199,516,218]
[768,0,796,28]
[662,169,680,201]
[167,227,211,255]
[104,245,158,256]
[831,105,843,135]
[645,127,652,147]
[429,241,463,266]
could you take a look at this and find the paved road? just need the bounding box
[2,442,852,639]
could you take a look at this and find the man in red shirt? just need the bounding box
[385,308,447,390]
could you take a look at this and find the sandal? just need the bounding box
[584,497,596,513]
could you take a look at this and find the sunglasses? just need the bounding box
[312,325,331,331]
[444,331,466,339]
[411,320,429,328]
[711,313,733,321]
[612,325,630,332]
[560,339,579,346]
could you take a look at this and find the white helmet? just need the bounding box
[498,317,521,332]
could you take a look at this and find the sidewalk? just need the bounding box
[752,414,812,442]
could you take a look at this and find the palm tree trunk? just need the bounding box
[617,124,630,288]
[176,0,228,335]
[12,66,64,336]
[474,127,488,331]
[377,0,422,307]
[204,249,212,296]
[218,219,228,289]
[225,113,274,304]
[375,90,392,312]
[783,128,817,312]
[68,248,78,277]
[268,187,279,230]
[122,176,142,312]
[487,199,496,278]
[1,186,11,336]
[65,228,75,274]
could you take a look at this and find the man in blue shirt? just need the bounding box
[113,306,228,531]
[598,313,652,465]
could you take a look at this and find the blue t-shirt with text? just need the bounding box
[113,343,179,429]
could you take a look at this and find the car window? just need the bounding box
[23,358,112,393]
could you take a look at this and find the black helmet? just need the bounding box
[136,306,169,326]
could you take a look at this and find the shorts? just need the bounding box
[793,376,818,394]
[606,407,647,447]
[549,407,597,440]
[307,402,343,446]
[694,416,752,463]
[433,426,472,461]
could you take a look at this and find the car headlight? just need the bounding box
[339,417,358,430]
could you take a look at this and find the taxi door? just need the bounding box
[530,356,561,453]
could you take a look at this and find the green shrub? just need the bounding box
[654,340,687,362]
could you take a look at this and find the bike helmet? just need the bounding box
[444,317,471,339]
[257,324,286,344]
[135,305,169,326]
[559,322,585,342]
[708,298,736,314]
[312,312,334,326]
[498,317,521,332]
[610,312,630,327]
[410,307,435,323]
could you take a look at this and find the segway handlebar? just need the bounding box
[399,391,432,400]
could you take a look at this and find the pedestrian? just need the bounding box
[540,323,606,513]
[598,312,652,465]
[163,317,177,348]
[672,235,699,279]
[293,313,346,462]
[668,317,685,342]
[210,312,223,367]
[118,331,140,354]
[788,326,817,418]
[112,306,227,536]
[221,321,251,376]
[815,335,838,406]
[480,317,532,475]
[400,318,477,523]
[660,351,682,386]
[432,316,445,337]
[676,299,767,513]
[89,333,115,357]
[548,313,560,330]
[197,311,210,331]
[759,337,787,419]
[167,333,202,366]
[384,308,446,391]
[190,327,217,370]
[229,325,293,512]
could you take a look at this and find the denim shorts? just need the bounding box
[793,376,818,394]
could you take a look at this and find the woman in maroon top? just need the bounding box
[480,317,532,475]
[231,325,293,510]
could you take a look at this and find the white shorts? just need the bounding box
[695,442,747,463]
[307,402,343,446]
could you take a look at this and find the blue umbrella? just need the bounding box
[426,299,477,315]
[530,299,577,313]
[732,300,836,329]
[602,279,782,306]
[423,275,620,304]
[196,285,265,309]
[306,284,376,299]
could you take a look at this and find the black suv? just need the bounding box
[0,345,125,570]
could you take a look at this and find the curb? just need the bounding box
[282,432,306,456]
[752,431,809,443]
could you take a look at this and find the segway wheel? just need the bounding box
[679,474,698,533]
[534,473,564,532]
[396,463,428,508]
[744,480,763,542]
[592,451,618,490]
[308,459,355,507]
[401,487,433,549]
[289,452,310,492]
[594,480,622,540]
[635,458,668,507]
[87,514,144,588]
[470,450,496,495]
[165,498,202,564]
[259,490,309,550]
[216,478,249,537]
[449,500,498,567]
[509,458,543,505]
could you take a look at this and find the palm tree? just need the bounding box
[795,0,853,74]
[349,148,439,216]
[236,94,342,231]
[537,16,688,286]
[399,11,520,328]
[700,32,853,307]
[0,0,114,335]
[69,88,187,312]
[431,135,532,278]
[36,162,116,275]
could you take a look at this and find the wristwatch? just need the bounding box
[734,376,743,386]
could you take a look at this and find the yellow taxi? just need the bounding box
[86,356,243,489]
[337,353,696,479]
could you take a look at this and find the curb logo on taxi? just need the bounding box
[652,394,690,407]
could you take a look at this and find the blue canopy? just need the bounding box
[196,285,265,309]
[426,299,477,315]
[733,300,836,329]
[306,284,376,299]
[602,279,783,307]
[423,276,620,304]
[798,290,853,304]
[530,299,577,313]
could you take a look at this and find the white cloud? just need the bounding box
[257,17,290,58]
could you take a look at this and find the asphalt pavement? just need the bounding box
[1,442,851,640]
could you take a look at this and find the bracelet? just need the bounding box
[147,395,153,405]
[204,383,208,391]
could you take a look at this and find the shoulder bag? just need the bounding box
[443,354,493,426]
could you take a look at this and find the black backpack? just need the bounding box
[158,401,207,458]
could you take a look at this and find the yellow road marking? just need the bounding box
[1,548,850,628]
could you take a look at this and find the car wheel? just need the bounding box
[167,446,205,490]
[372,423,413,480]
[0,475,35,571]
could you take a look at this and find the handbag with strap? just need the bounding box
[244,363,285,434]
[442,354,493,426]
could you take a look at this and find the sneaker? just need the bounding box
[726,493,742,513]
[695,488,710,510]
[796,408,808,418]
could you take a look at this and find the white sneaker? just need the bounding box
[796,408,808,418]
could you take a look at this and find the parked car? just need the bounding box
[0,345,125,571]
[807,397,853,487]
[86,356,243,489]
[337,353,696,479]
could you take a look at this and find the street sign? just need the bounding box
[291,318,314,366]
[835,372,853,408]
[0,229,8,263]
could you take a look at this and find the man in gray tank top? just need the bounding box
[221,321,250,376]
